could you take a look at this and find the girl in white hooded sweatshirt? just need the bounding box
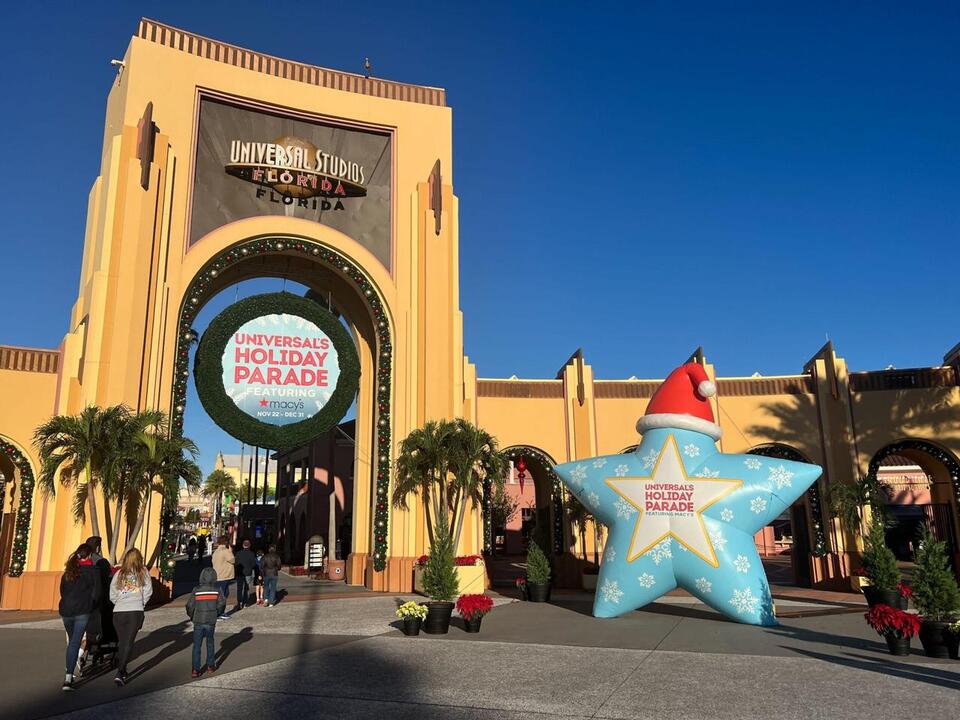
[109,548,152,686]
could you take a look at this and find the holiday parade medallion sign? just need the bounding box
[195,292,360,450]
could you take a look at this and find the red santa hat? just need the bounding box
[636,363,722,440]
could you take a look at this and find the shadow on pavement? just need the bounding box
[217,626,254,665]
[765,621,888,654]
[787,647,960,691]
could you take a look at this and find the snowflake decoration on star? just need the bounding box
[769,464,794,489]
[615,497,637,519]
[553,363,822,626]
[600,579,623,604]
[730,588,760,616]
[641,449,659,470]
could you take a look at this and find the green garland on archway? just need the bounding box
[193,292,360,451]
[1,438,35,577]
[170,236,394,572]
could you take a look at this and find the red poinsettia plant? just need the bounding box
[896,582,912,599]
[456,593,494,621]
[415,554,429,567]
[864,604,921,639]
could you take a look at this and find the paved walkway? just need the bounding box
[1,591,955,719]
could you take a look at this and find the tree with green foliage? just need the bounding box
[421,515,459,601]
[828,474,891,537]
[912,525,960,621]
[202,469,239,532]
[861,515,901,590]
[526,538,551,584]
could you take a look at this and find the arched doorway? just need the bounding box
[747,443,827,588]
[867,439,960,577]
[484,446,564,586]
[0,437,36,581]
[169,234,395,581]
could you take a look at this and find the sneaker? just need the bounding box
[191,670,200,679]
[217,614,231,620]
[62,674,74,691]
[114,675,125,687]
[207,664,217,673]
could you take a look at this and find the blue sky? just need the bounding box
[1,3,958,471]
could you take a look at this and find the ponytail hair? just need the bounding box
[64,544,92,583]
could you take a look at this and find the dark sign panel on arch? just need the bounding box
[189,96,392,270]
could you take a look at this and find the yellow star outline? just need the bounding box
[605,434,742,568]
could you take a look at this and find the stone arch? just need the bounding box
[0,436,37,577]
[169,233,395,573]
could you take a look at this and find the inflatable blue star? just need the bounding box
[556,415,821,626]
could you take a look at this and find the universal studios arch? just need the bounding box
[4,19,960,611]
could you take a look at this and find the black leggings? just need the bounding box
[113,611,144,676]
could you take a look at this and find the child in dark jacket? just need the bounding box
[185,567,226,677]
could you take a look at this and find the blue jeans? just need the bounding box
[263,576,278,604]
[217,580,231,606]
[192,624,216,670]
[62,614,90,674]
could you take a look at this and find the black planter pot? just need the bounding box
[884,634,911,656]
[862,586,908,610]
[401,617,422,636]
[918,620,958,659]
[464,615,483,633]
[527,582,550,603]
[423,602,455,634]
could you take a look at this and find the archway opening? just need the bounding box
[869,440,960,579]
[168,236,393,591]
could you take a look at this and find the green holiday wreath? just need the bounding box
[194,292,360,451]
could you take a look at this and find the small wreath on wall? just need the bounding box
[194,292,360,451]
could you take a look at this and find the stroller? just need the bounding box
[77,603,118,675]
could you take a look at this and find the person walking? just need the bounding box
[233,539,257,611]
[185,567,226,677]
[187,537,197,564]
[109,548,152,686]
[58,544,101,691]
[75,536,113,672]
[260,544,282,607]
[211,538,234,620]
[254,548,265,606]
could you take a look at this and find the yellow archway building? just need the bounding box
[2,20,959,609]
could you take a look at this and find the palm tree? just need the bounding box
[446,418,505,553]
[122,432,202,557]
[394,420,457,546]
[34,405,130,538]
[566,493,590,561]
[202,469,238,532]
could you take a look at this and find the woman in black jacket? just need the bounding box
[58,544,101,691]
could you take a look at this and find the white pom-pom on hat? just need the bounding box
[698,380,716,398]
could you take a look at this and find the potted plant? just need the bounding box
[948,619,960,660]
[456,593,494,632]
[864,603,921,656]
[396,601,427,636]
[859,516,905,609]
[526,541,552,602]
[515,576,528,601]
[421,517,459,634]
[912,526,960,658]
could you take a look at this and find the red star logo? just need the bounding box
[259,399,269,407]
